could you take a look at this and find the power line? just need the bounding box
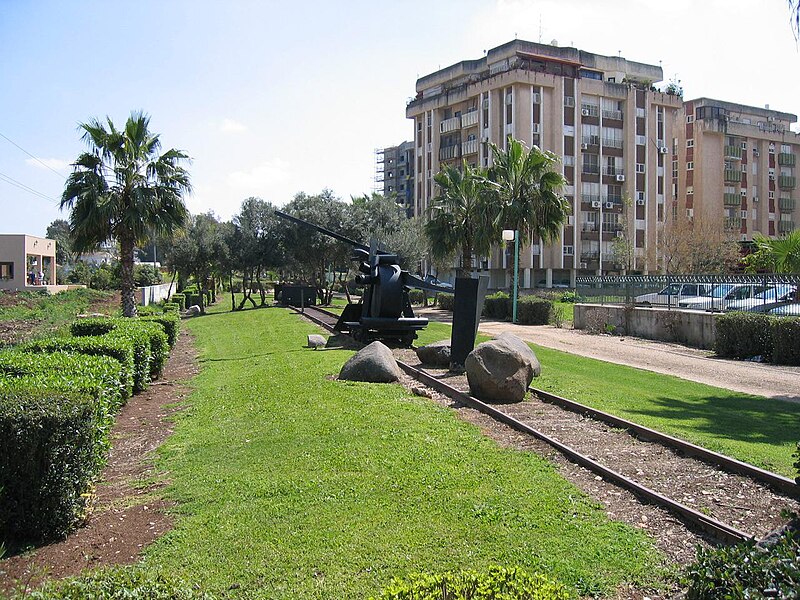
[0,130,67,180]
[0,170,59,203]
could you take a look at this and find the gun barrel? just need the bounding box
[275,210,371,252]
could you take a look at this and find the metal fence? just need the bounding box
[575,273,800,311]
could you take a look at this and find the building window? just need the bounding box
[635,163,645,173]
[687,186,694,195]
[563,245,574,256]
[686,115,695,123]
[686,139,694,148]
[769,191,775,199]
[687,162,694,170]
[0,262,13,280]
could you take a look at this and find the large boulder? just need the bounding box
[185,305,202,317]
[339,341,402,383]
[307,334,327,349]
[465,333,541,403]
[415,340,451,368]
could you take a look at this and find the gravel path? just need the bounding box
[416,308,800,402]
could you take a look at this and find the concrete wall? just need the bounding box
[0,234,57,290]
[574,303,717,349]
[140,283,174,306]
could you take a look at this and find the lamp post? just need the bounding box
[502,229,519,323]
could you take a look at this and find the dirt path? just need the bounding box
[417,307,800,402]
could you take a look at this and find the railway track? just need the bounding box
[294,304,799,545]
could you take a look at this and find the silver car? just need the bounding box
[635,282,713,307]
[768,302,800,317]
[726,285,796,312]
[678,283,769,311]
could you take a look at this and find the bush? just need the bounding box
[170,294,185,310]
[714,312,774,360]
[560,290,581,303]
[124,321,169,379]
[517,296,553,325]
[408,289,425,305]
[70,317,117,338]
[772,316,800,366]
[0,387,111,542]
[684,529,800,599]
[162,302,180,313]
[140,313,180,348]
[794,442,800,485]
[437,293,455,311]
[23,567,216,599]
[483,292,511,320]
[373,566,569,600]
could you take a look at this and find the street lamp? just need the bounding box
[502,229,519,323]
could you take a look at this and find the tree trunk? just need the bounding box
[229,272,236,312]
[119,233,138,317]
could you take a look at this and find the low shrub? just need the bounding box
[684,529,800,599]
[0,387,111,543]
[70,317,116,337]
[560,290,581,303]
[136,305,162,316]
[170,294,185,310]
[437,293,455,311]
[373,565,569,600]
[22,567,216,599]
[771,316,800,366]
[140,312,180,347]
[124,320,168,379]
[517,296,553,325]
[483,292,511,320]
[408,289,425,305]
[162,302,180,313]
[714,313,774,360]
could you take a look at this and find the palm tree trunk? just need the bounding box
[119,234,138,317]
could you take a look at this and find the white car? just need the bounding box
[768,303,800,317]
[725,285,796,312]
[678,283,769,311]
[635,283,713,307]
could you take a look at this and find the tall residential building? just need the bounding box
[406,39,683,287]
[375,141,415,217]
[674,98,798,240]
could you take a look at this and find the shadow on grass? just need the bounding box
[625,394,800,447]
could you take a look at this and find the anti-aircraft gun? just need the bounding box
[275,210,455,347]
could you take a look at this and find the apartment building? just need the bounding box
[406,39,683,287]
[375,141,415,217]
[674,98,798,241]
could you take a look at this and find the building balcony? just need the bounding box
[581,135,600,147]
[779,197,796,212]
[604,195,623,205]
[461,110,479,128]
[582,165,600,175]
[724,145,742,160]
[778,175,796,189]
[581,222,598,232]
[461,138,479,156]
[724,169,742,182]
[604,166,625,177]
[601,222,623,233]
[778,153,796,167]
[440,116,461,133]
[724,216,742,229]
[602,137,623,149]
[439,144,461,160]
[602,109,623,120]
[582,194,601,205]
[778,220,795,233]
[723,193,742,207]
[580,251,600,261]
[580,105,599,117]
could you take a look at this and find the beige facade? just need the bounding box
[406,39,683,287]
[675,98,798,241]
[0,234,57,291]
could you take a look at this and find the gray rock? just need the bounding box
[339,341,402,383]
[307,334,327,349]
[415,339,451,367]
[185,305,201,317]
[465,333,541,403]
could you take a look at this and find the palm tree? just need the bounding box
[487,138,569,247]
[745,230,800,273]
[425,161,497,276]
[61,111,191,316]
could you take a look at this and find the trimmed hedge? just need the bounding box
[772,317,800,366]
[0,387,111,542]
[170,293,185,310]
[714,312,774,360]
[437,293,455,311]
[140,312,180,348]
[517,296,553,325]
[373,566,569,600]
[483,292,511,320]
[162,302,180,313]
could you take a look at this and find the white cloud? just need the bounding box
[220,118,247,134]
[25,157,69,171]
[227,159,291,190]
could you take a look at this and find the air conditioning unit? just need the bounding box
[580,143,588,150]
[567,215,575,225]
[754,150,760,157]
[636,199,645,206]
[615,174,625,182]
[579,262,588,269]
[581,109,590,116]
[532,123,541,134]
[658,146,668,154]
[605,202,614,209]
[636,191,645,201]
[753,197,760,202]
[616,231,624,238]
[532,93,541,104]
[591,200,601,208]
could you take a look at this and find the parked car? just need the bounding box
[678,283,769,311]
[634,282,713,307]
[768,302,800,317]
[725,285,797,312]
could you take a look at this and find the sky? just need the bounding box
[1,0,799,237]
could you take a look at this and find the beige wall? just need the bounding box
[0,234,57,291]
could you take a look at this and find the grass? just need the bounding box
[142,304,665,598]
[417,322,800,477]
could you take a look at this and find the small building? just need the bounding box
[0,234,58,291]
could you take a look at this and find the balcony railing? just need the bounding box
[602,109,623,120]
[779,197,796,211]
[778,220,795,233]
[439,144,460,160]
[582,165,600,175]
[604,166,625,176]
[461,110,479,128]
[778,175,796,189]
[581,135,600,146]
[604,195,623,204]
[461,138,479,156]
[601,222,623,233]
[580,251,600,260]
[582,194,601,204]
[440,116,461,133]
[602,137,623,149]
[778,153,796,166]
[724,169,742,182]
[581,223,598,232]
[723,193,742,206]
[724,216,743,229]
[724,145,742,160]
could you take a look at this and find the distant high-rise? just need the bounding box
[375,141,415,217]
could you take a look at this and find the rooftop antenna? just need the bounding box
[538,13,542,43]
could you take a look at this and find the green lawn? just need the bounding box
[142,304,665,598]
[417,323,800,477]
